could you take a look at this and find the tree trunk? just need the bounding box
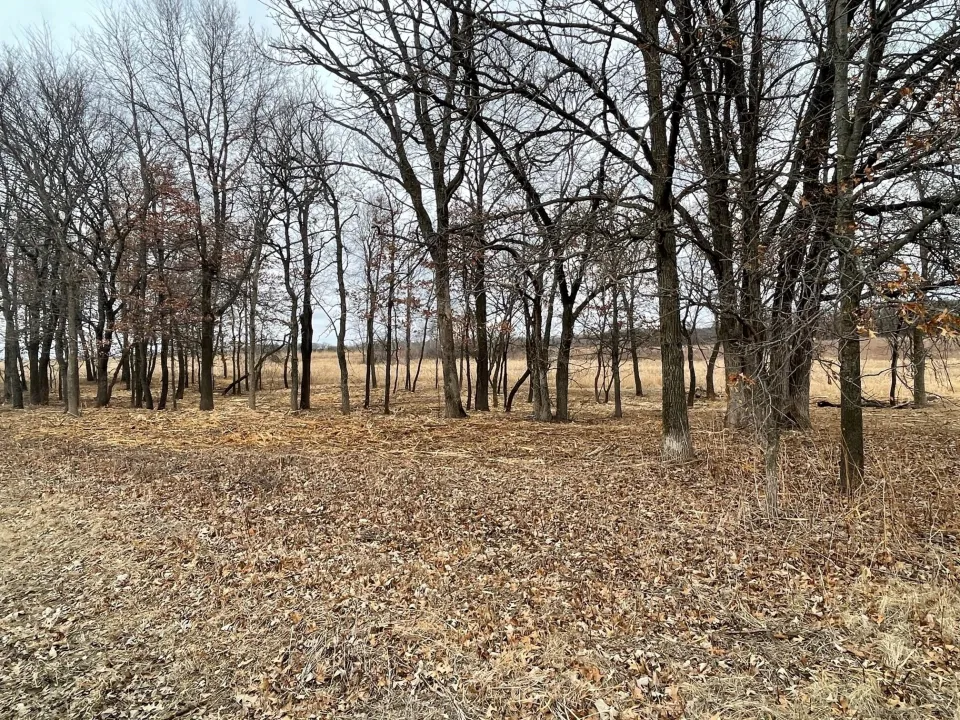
[506,367,530,413]
[837,255,865,492]
[412,310,430,392]
[39,335,52,405]
[335,218,351,414]
[624,288,643,396]
[430,239,466,418]
[554,300,575,421]
[65,270,80,417]
[27,340,40,405]
[299,305,312,409]
[176,342,187,399]
[139,338,154,409]
[0,252,23,408]
[912,326,926,407]
[171,338,178,410]
[120,333,131,390]
[612,287,622,418]
[289,302,300,412]
[833,0,864,492]
[888,333,899,406]
[248,249,261,410]
[786,348,813,429]
[705,339,720,400]
[637,0,692,461]
[384,252,395,415]
[473,250,490,411]
[912,234,929,407]
[199,268,215,410]
[158,334,170,410]
[404,272,413,392]
[364,303,375,410]
[95,299,115,407]
[685,329,696,408]
[1,297,23,410]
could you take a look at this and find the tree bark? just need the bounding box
[158,334,170,410]
[384,247,395,415]
[554,300,575,421]
[912,326,926,407]
[430,237,466,418]
[1,285,23,409]
[65,268,80,417]
[837,255,865,492]
[705,339,720,400]
[299,206,313,410]
[611,287,622,418]
[335,214,351,414]
[637,0,692,460]
[288,300,300,412]
[473,249,490,411]
[248,245,262,410]
[199,268,215,410]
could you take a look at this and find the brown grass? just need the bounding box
[0,351,958,719]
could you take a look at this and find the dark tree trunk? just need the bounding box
[506,367,530,413]
[65,271,80,417]
[364,304,375,410]
[612,287,622,418]
[299,205,314,410]
[158,334,170,410]
[554,301,575,421]
[2,308,23,409]
[39,337,52,405]
[177,342,187,400]
[912,327,926,407]
[27,340,40,405]
[299,305,312,410]
[120,334,131,390]
[0,257,24,408]
[95,301,116,407]
[473,250,490,411]
[637,0,691,460]
[430,237,466,418]
[838,256,865,492]
[912,236,929,407]
[412,305,431,393]
[335,214,351,413]
[624,288,643,397]
[384,254,395,415]
[199,269,215,410]
[404,274,413,392]
[685,329,696,408]
[705,339,720,400]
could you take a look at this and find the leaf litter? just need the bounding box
[0,397,959,719]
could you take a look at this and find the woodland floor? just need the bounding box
[1,382,960,719]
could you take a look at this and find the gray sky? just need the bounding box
[0,0,272,45]
[0,0,96,45]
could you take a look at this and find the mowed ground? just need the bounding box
[1,347,959,719]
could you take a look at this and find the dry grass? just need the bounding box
[0,351,959,719]
[255,340,960,406]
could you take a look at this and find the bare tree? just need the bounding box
[274,0,486,418]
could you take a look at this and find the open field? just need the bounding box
[1,351,960,719]
[255,339,959,411]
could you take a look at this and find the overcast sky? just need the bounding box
[0,0,92,45]
[0,0,272,46]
